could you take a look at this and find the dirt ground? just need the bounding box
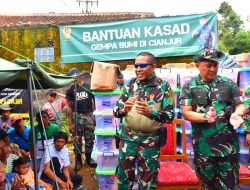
[68,146,99,190]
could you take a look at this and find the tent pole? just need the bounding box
[27,62,39,190]
[74,80,78,172]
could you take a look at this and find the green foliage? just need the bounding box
[218,40,228,52]
[231,31,250,54]
[218,1,243,37]
[217,1,250,54]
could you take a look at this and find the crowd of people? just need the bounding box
[0,107,87,189]
[0,68,94,189]
[0,49,250,190]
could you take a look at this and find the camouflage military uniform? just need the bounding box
[114,74,175,190]
[73,112,95,154]
[180,74,243,190]
[66,82,96,168]
[194,25,216,50]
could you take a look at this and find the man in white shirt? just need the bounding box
[39,131,86,190]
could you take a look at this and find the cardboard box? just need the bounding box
[235,53,250,62]
[162,63,187,69]
[125,64,135,70]
[186,62,196,68]
[91,61,119,91]
[239,61,249,68]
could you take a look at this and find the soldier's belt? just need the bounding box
[123,125,158,137]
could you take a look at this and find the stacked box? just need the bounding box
[94,110,120,132]
[155,68,177,88]
[93,90,120,112]
[235,53,250,67]
[96,167,139,190]
[179,130,193,154]
[95,130,116,152]
[187,152,195,169]
[96,151,119,171]
[186,133,193,154]
[239,67,250,89]
[96,167,118,190]
[93,90,122,188]
[238,129,249,153]
[185,120,192,132]
[122,70,136,85]
[237,127,249,165]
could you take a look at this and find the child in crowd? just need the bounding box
[12,157,52,190]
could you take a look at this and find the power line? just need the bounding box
[60,0,73,12]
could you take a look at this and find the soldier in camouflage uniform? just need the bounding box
[66,68,96,170]
[192,15,216,50]
[113,52,175,190]
[180,48,246,190]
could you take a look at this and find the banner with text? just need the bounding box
[0,88,29,117]
[59,12,217,63]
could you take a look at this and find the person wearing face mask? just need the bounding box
[113,52,175,190]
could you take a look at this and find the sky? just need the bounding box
[0,0,249,27]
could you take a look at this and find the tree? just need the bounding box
[217,1,248,54]
[218,1,243,37]
[231,31,250,54]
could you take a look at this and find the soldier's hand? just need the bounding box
[121,96,136,114]
[230,112,244,129]
[206,107,216,123]
[134,98,151,117]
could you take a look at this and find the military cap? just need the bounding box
[0,104,12,111]
[194,48,225,63]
